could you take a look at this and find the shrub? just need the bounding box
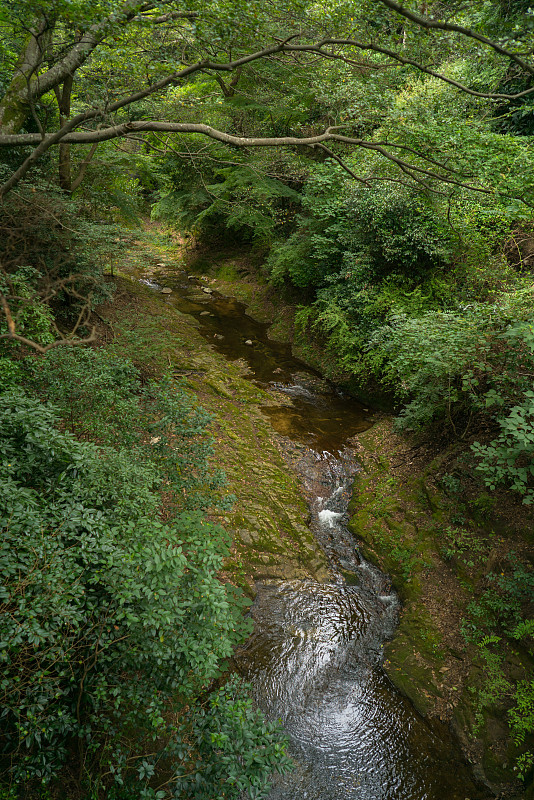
[472,323,534,501]
[265,174,455,291]
[375,309,490,432]
[153,156,300,246]
[29,348,226,510]
[0,388,289,797]
[509,680,534,780]
[0,190,121,354]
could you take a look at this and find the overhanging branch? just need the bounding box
[282,40,534,101]
[0,121,504,199]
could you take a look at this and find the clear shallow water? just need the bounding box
[140,271,486,800]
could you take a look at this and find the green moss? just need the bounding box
[111,247,332,592]
[384,605,445,716]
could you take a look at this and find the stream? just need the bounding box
[141,269,486,800]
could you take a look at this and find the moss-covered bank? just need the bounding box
[181,241,394,410]
[106,234,330,598]
[349,419,532,798]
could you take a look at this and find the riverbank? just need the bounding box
[172,233,532,799]
[350,421,533,797]
[108,227,530,798]
[97,290,330,597]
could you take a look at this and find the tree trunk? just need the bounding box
[55,76,74,192]
[0,17,54,134]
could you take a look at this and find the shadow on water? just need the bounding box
[141,273,487,800]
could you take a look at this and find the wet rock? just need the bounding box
[244,339,253,345]
[237,529,257,545]
[160,287,172,294]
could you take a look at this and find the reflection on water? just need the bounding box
[236,445,483,800]
[139,271,485,800]
[238,582,477,800]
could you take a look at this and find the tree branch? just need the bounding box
[147,10,199,24]
[313,143,371,186]
[70,143,99,192]
[0,120,509,199]
[282,40,534,101]
[20,1,162,105]
[376,0,534,77]
[0,292,97,353]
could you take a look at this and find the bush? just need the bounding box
[266,174,455,290]
[377,309,490,432]
[472,323,534,501]
[0,387,290,797]
[0,190,120,353]
[29,348,226,510]
[152,154,300,246]
[509,679,534,780]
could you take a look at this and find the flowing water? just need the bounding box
[141,270,487,800]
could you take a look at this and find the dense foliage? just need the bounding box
[0,352,290,798]
[1,0,533,793]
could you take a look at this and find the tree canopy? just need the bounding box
[0,0,533,200]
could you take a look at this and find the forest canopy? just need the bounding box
[0,0,533,200]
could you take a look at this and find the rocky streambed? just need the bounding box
[124,257,488,800]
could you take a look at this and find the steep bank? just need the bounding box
[350,421,533,796]
[99,289,330,596]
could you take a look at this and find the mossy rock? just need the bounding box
[384,604,445,716]
[111,257,332,593]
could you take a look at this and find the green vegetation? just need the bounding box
[0,348,291,798]
[349,420,533,788]
[1,0,534,795]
